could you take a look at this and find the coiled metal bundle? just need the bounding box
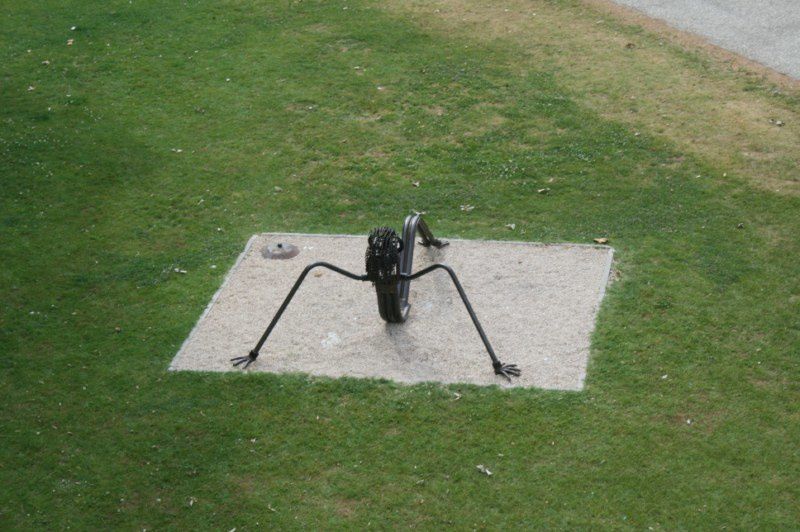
[365,226,403,286]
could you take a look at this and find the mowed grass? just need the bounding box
[1,0,799,528]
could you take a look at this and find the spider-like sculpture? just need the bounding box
[231,214,521,381]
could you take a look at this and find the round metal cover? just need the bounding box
[262,242,300,260]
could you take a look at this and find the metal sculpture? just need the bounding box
[231,214,521,381]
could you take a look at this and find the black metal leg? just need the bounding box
[232,220,515,382]
[231,262,367,369]
[402,264,520,382]
[409,214,448,249]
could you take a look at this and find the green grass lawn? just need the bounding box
[2,0,799,528]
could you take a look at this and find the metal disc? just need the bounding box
[262,242,300,260]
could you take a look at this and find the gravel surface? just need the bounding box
[170,234,613,390]
[611,0,800,79]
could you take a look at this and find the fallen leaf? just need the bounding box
[504,223,516,230]
[537,188,550,194]
[593,237,609,244]
[66,39,74,46]
[476,464,492,476]
[411,181,420,187]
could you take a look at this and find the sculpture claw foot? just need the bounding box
[231,350,259,369]
[493,362,521,382]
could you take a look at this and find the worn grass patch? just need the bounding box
[388,0,800,194]
[1,0,799,529]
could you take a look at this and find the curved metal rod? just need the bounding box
[401,264,520,381]
[231,262,367,369]
[380,214,449,323]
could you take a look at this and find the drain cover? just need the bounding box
[262,242,300,260]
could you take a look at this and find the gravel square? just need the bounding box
[170,233,613,390]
